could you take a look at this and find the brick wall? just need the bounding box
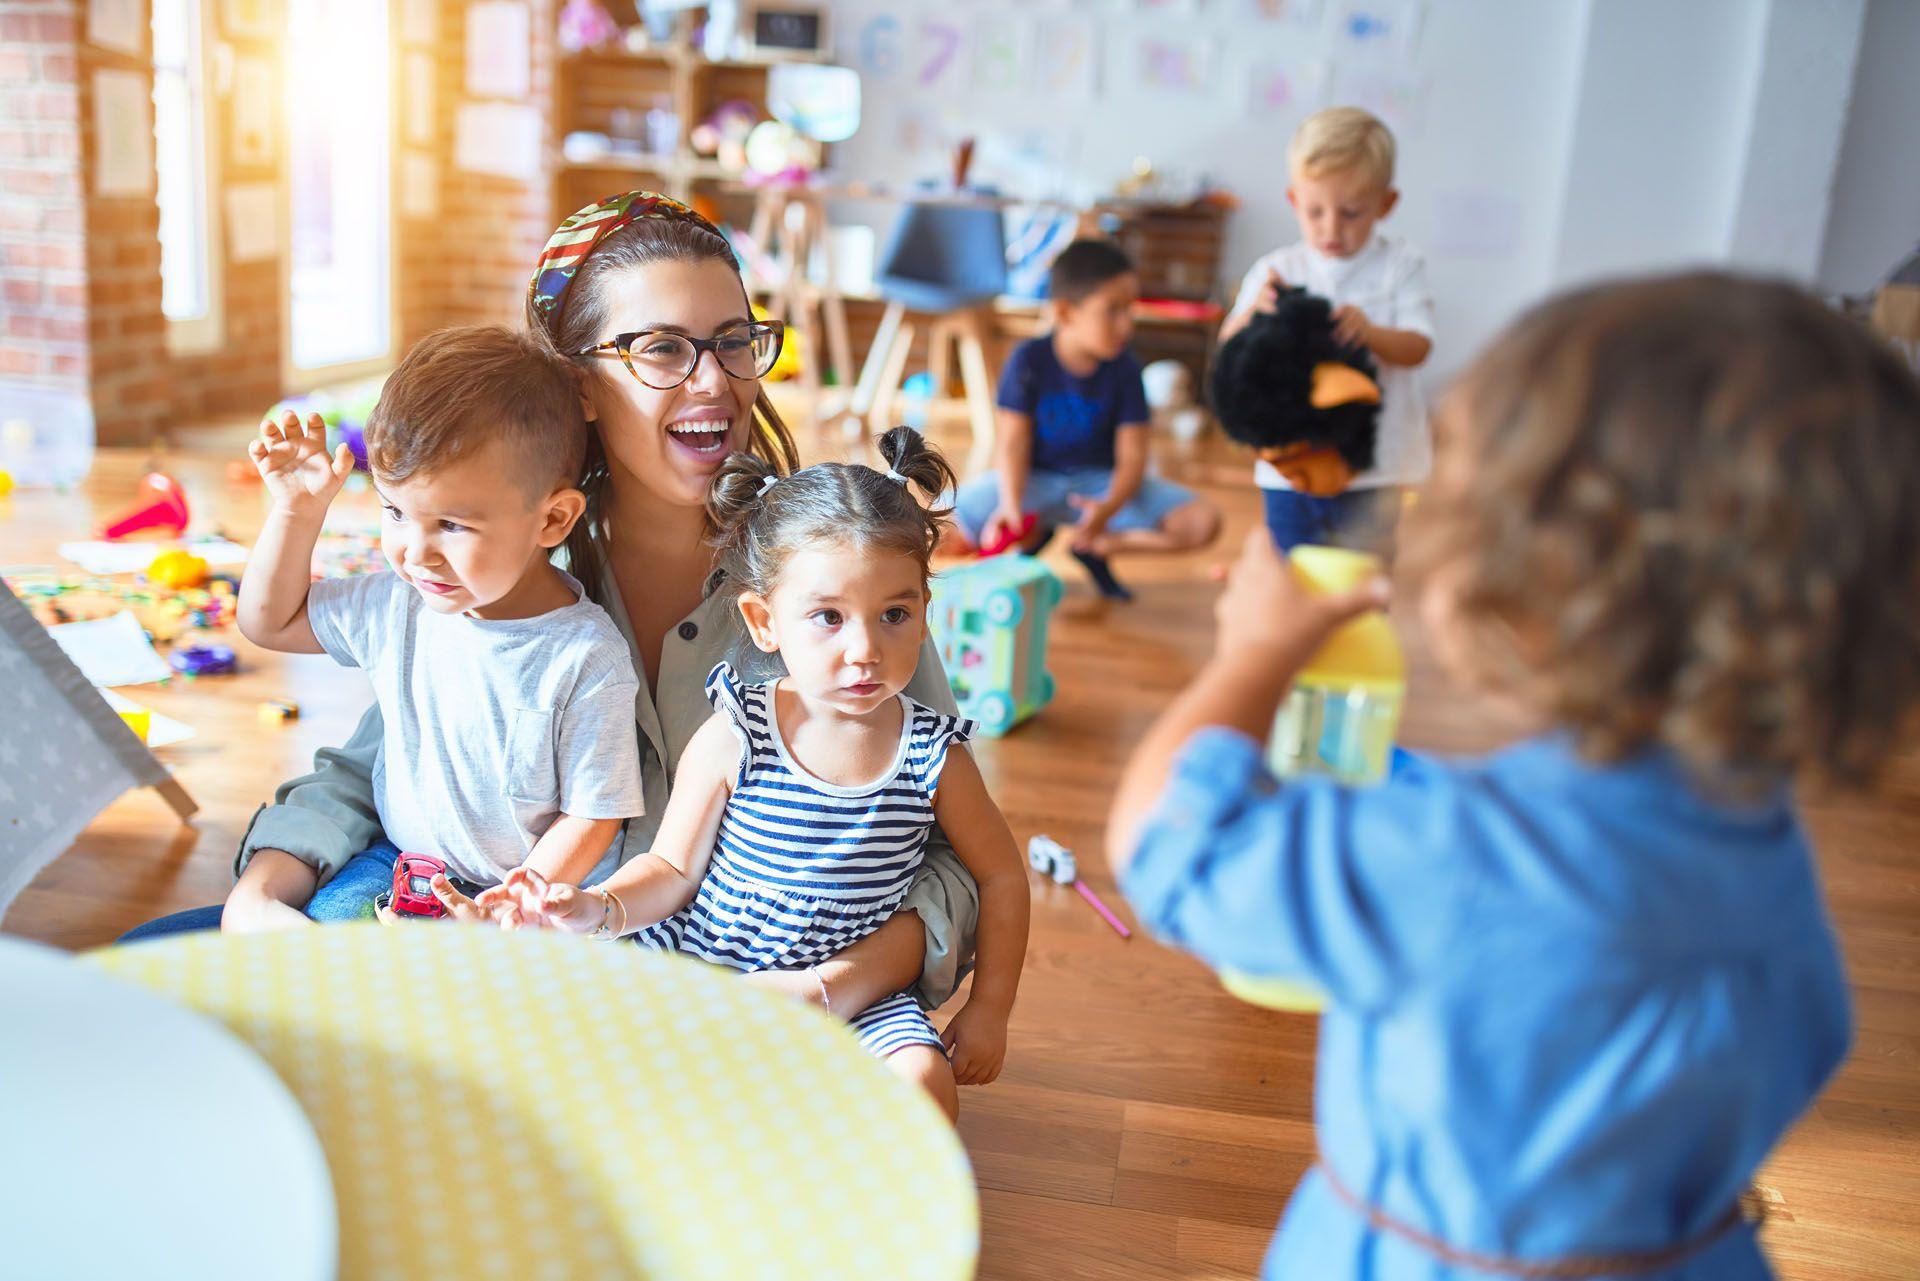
[1,2,89,394]
[2,0,559,445]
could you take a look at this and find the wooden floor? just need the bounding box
[3,416,1916,1279]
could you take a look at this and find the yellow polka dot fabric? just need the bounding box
[89,926,979,1281]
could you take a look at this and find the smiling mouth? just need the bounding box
[668,418,732,457]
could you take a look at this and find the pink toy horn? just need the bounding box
[102,472,190,540]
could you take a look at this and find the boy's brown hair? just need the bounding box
[367,325,586,499]
[1403,271,1920,792]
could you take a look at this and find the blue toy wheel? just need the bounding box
[984,588,1024,626]
[1042,575,1064,609]
[976,692,1015,732]
[1038,672,1056,705]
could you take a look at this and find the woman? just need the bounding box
[125,193,979,1025]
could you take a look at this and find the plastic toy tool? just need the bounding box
[102,472,190,540]
[1221,544,1407,1015]
[1027,835,1131,939]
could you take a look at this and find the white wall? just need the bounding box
[817,0,1877,377]
[1818,0,1920,295]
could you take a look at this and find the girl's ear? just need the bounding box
[736,592,779,652]
[538,487,589,549]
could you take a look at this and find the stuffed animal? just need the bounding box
[1208,287,1383,496]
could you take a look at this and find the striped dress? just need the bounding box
[635,662,975,1059]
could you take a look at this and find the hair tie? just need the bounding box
[529,191,726,328]
[756,474,779,498]
[884,468,909,487]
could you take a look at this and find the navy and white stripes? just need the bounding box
[636,662,973,1059]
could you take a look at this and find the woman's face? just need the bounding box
[583,257,762,512]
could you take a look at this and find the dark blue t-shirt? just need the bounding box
[995,337,1150,474]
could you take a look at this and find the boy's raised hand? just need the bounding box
[250,409,353,515]
[1214,527,1388,667]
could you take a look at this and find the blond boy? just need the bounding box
[1220,107,1435,549]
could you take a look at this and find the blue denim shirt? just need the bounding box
[1122,728,1851,1280]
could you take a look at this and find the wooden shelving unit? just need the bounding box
[552,42,824,227]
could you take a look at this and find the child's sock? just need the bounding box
[1071,548,1133,601]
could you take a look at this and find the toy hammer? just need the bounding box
[1027,835,1131,939]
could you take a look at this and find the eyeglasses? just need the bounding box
[577,321,785,391]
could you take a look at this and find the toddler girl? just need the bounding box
[1110,272,1920,1278]
[499,428,1030,1119]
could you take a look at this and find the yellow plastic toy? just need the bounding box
[0,469,13,497]
[755,303,803,381]
[146,549,209,590]
[1221,544,1405,1014]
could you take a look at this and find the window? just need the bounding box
[152,0,222,352]
[286,0,392,378]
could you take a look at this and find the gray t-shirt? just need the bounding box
[307,570,645,885]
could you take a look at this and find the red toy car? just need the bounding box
[389,853,451,918]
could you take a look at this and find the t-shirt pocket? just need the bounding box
[504,707,559,805]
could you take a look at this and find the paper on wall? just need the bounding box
[1034,17,1097,99]
[1326,61,1428,136]
[93,71,153,198]
[404,50,437,144]
[224,184,280,262]
[401,150,441,218]
[466,1,532,98]
[1332,0,1424,70]
[454,102,543,181]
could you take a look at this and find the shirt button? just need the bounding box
[677,621,698,641]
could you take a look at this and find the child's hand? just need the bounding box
[941,1001,1008,1085]
[980,504,1026,553]
[474,866,551,929]
[1253,268,1286,315]
[1214,527,1388,666]
[250,409,353,515]
[1067,494,1113,554]
[532,881,611,934]
[1331,304,1373,349]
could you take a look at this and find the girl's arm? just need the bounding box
[528,714,736,933]
[930,746,1030,1085]
[237,411,354,654]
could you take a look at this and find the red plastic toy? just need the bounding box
[390,853,451,918]
[977,512,1037,558]
[102,472,191,540]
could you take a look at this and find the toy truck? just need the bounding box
[927,556,1063,736]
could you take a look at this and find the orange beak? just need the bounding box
[1310,362,1381,409]
[1256,442,1355,497]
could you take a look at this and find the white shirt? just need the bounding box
[1230,232,1435,490]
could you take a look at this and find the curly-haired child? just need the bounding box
[1111,272,1920,1279]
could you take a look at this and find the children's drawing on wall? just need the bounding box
[971,16,1031,95]
[1252,0,1321,24]
[1139,37,1214,94]
[1137,0,1200,16]
[1326,62,1427,136]
[1248,59,1324,117]
[855,12,905,83]
[1333,0,1423,69]
[914,17,968,92]
[1035,17,1098,98]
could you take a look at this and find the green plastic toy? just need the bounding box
[927,555,1064,737]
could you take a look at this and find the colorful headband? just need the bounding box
[528,191,726,328]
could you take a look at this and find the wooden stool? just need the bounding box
[853,301,997,476]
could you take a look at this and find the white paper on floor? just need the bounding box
[46,611,173,687]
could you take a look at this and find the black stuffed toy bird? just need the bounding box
[1209,287,1383,496]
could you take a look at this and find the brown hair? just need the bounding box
[525,214,800,598]
[366,324,585,499]
[1049,239,1134,306]
[706,427,955,600]
[1402,271,1920,793]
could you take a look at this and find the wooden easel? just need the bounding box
[749,183,855,421]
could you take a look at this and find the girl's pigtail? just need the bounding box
[706,450,778,576]
[875,426,956,558]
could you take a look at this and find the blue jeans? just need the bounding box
[1262,486,1401,553]
[117,839,415,942]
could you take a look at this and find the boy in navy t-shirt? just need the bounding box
[950,240,1221,599]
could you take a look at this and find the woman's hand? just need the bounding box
[249,409,353,518]
[941,1001,1008,1086]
